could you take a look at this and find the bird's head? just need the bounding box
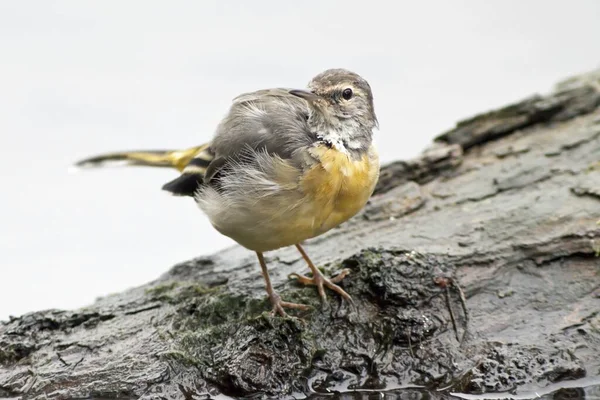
[290,68,377,129]
[289,68,378,151]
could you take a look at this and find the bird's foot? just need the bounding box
[289,267,352,303]
[268,291,310,317]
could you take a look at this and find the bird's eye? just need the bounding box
[342,88,353,100]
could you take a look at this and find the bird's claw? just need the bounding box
[267,291,311,317]
[289,268,352,303]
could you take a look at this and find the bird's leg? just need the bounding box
[256,252,310,317]
[288,244,352,303]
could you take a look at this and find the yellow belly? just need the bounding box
[299,144,380,236]
[203,144,379,252]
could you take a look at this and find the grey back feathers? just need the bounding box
[211,89,316,164]
[162,89,314,196]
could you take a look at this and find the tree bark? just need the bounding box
[2,69,600,400]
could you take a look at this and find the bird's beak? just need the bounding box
[289,89,321,104]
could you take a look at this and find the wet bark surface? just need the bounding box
[1,69,600,400]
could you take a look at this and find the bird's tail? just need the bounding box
[74,144,211,172]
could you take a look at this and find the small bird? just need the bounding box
[75,69,380,316]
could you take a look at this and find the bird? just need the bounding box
[74,68,380,317]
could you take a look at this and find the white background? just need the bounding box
[1,1,599,320]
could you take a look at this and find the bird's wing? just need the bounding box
[162,88,315,197]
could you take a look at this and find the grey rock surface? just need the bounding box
[1,69,599,399]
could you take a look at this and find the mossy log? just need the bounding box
[1,69,600,400]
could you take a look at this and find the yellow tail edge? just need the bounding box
[74,144,210,172]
